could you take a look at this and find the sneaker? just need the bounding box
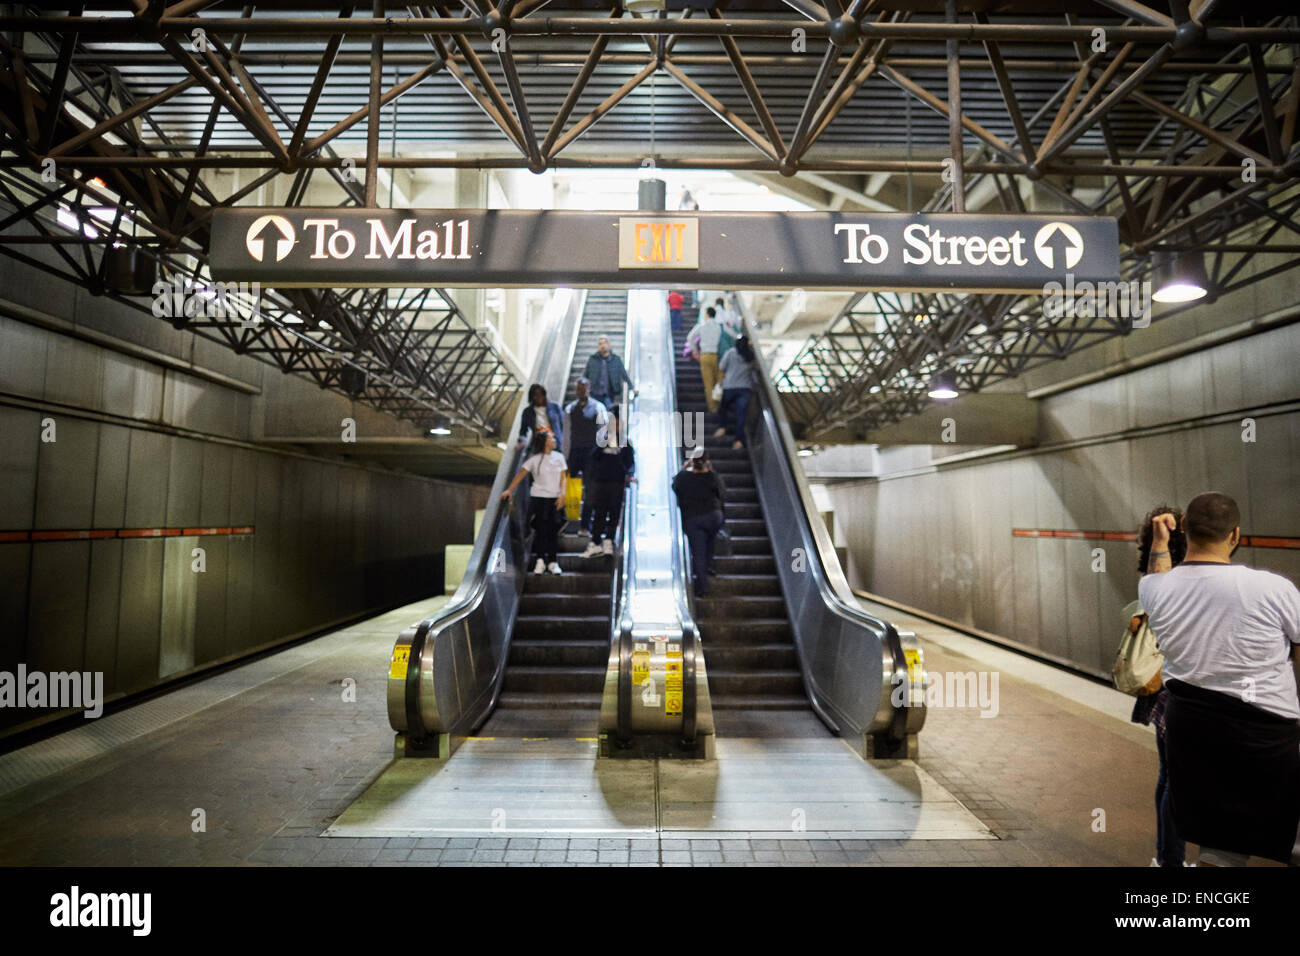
[578,527,592,538]
[532,559,546,574]
[602,539,613,555]
[713,427,726,437]
[547,562,563,575]
[581,542,603,558]
[732,440,744,450]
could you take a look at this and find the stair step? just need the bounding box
[703,644,799,669]
[495,692,604,711]
[501,666,607,694]
[704,574,784,596]
[696,595,788,618]
[519,572,612,594]
[696,618,793,643]
[519,593,611,615]
[713,555,777,573]
[708,694,810,711]
[513,615,609,640]
[509,641,609,667]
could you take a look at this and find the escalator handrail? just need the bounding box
[401,289,587,741]
[731,295,907,736]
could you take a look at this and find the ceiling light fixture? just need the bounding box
[1151,249,1209,303]
[928,371,959,400]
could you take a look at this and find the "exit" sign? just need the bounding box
[617,217,699,269]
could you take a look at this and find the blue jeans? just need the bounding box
[719,387,751,446]
[683,510,723,594]
[670,308,682,331]
[1155,727,1186,865]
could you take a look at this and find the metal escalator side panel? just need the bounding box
[733,297,925,746]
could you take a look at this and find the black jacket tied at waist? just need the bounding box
[1164,678,1300,863]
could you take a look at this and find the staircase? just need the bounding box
[671,308,808,713]
[482,291,629,736]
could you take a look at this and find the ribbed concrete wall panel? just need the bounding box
[85,539,124,692]
[194,536,228,662]
[123,428,170,528]
[0,315,49,397]
[92,424,130,529]
[158,536,198,678]
[0,545,32,670]
[26,541,89,673]
[100,350,164,422]
[1,407,40,528]
[224,535,255,660]
[198,441,233,527]
[229,447,256,526]
[165,435,203,529]
[115,539,163,693]
[33,416,99,531]
[42,334,104,412]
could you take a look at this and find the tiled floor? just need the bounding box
[0,592,1216,866]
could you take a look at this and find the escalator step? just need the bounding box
[708,694,810,711]
[695,596,788,618]
[501,666,607,693]
[513,615,609,639]
[495,692,604,711]
[509,640,609,667]
[697,619,793,643]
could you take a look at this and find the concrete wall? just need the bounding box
[822,320,1300,678]
[0,251,487,735]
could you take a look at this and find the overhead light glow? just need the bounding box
[1152,249,1209,303]
[928,371,959,400]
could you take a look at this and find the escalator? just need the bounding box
[481,291,628,736]
[672,312,807,718]
[390,288,922,759]
[669,298,928,754]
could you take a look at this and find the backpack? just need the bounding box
[717,325,735,359]
[1112,600,1164,696]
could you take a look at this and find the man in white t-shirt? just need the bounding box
[1138,491,1300,866]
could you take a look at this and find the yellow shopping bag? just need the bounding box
[564,475,583,521]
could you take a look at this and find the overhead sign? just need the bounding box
[209,209,1119,291]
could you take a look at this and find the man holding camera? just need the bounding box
[1139,492,1300,866]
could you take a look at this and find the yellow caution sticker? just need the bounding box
[389,645,410,680]
[632,646,650,687]
[664,654,683,718]
[904,648,922,685]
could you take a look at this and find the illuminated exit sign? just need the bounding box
[617,217,699,269]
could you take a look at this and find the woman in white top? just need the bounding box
[501,431,569,574]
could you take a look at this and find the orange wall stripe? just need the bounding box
[1014,529,1297,549]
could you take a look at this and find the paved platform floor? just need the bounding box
[0,592,1253,866]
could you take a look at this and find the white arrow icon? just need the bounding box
[1033,221,1084,270]
[245,215,295,262]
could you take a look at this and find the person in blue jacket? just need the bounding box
[584,336,634,410]
[516,383,563,450]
